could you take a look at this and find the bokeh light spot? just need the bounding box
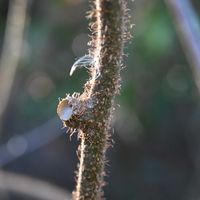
[26,72,55,100]
[72,33,89,57]
[7,135,28,157]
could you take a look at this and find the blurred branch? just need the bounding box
[165,0,200,92]
[0,117,64,167]
[0,170,71,200]
[0,0,29,134]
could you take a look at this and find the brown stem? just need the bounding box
[57,0,130,199]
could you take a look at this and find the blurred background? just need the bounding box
[0,0,200,199]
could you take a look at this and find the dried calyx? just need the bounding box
[57,94,95,130]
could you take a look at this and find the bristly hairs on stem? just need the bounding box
[57,0,131,199]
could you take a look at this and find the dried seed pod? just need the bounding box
[57,99,73,121]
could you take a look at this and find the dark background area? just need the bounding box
[0,0,200,199]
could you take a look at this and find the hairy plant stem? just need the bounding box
[57,0,129,199]
[73,0,125,195]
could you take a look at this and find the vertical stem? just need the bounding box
[0,0,29,135]
[165,0,200,92]
[74,128,107,200]
[73,0,128,199]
